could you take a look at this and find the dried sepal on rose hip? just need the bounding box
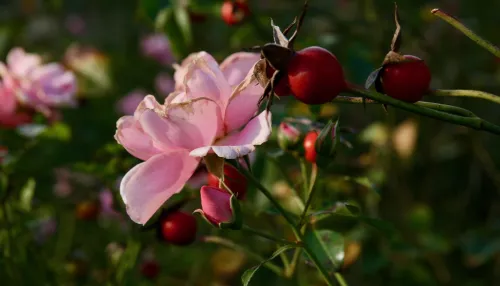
[247,0,347,110]
[365,3,431,103]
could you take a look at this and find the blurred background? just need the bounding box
[1,0,500,285]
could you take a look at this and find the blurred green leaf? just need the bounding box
[116,239,141,283]
[39,123,71,141]
[241,244,295,286]
[0,173,7,199]
[157,8,189,59]
[310,203,360,233]
[19,178,35,212]
[303,227,345,271]
[174,6,193,47]
[362,217,398,239]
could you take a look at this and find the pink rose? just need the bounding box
[115,51,269,224]
[0,47,77,116]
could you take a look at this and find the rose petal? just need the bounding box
[139,97,222,151]
[120,151,199,224]
[224,78,263,132]
[200,186,233,224]
[182,52,231,109]
[0,84,17,115]
[114,116,164,160]
[220,52,261,86]
[7,47,41,77]
[190,111,272,159]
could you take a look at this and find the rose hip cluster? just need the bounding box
[251,1,431,111]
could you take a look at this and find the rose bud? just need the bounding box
[277,122,301,151]
[195,186,242,230]
[315,117,340,168]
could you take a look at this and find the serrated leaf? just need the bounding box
[303,227,345,271]
[364,67,382,89]
[241,245,296,286]
[310,203,360,232]
[19,178,35,211]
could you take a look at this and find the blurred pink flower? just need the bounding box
[154,72,175,97]
[53,168,72,198]
[0,82,33,128]
[140,33,174,66]
[115,51,269,224]
[197,185,233,226]
[0,47,77,116]
[116,89,147,115]
[99,189,121,218]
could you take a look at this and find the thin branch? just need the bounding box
[429,89,500,105]
[202,236,284,276]
[431,9,500,58]
[334,96,476,117]
[345,85,500,135]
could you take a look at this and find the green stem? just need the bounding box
[286,247,303,278]
[334,96,476,117]
[202,236,284,276]
[299,159,309,199]
[346,85,500,135]
[429,89,500,105]
[334,272,349,286]
[431,9,500,58]
[298,164,318,226]
[242,225,300,246]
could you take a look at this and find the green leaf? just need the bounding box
[241,245,296,286]
[204,154,225,178]
[40,122,71,141]
[303,226,345,271]
[157,8,189,59]
[311,203,360,233]
[19,178,35,212]
[141,0,172,21]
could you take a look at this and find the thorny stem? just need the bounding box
[431,9,500,58]
[202,236,284,276]
[345,85,500,135]
[238,166,345,286]
[298,164,318,226]
[429,89,500,105]
[334,96,476,117]
[241,225,301,246]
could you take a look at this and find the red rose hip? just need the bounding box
[207,164,248,199]
[381,55,431,103]
[140,260,160,279]
[76,200,100,220]
[303,131,319,163]
[287,46,346,105]
[221,0,250,26]
[160,211,197,246]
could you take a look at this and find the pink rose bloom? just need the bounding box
[116,89,147,115]
[115,51,269,224]
[140,33,174,66]
[0,47,77,115]
[154,72,175,97]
